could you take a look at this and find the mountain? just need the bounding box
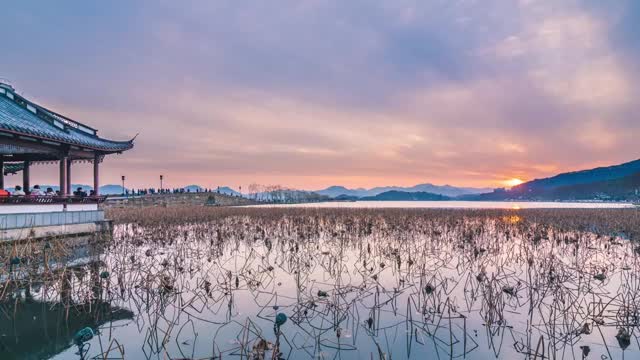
[99,184,127,195]
[516,159,640,191]
[316,186,368,198]
[316,183,491,198]
[467,158,640,201]
[361,190,450,201]
[216,186,242,196]
[545,172,640,201]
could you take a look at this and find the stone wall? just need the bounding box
[0,210,110,242]
[102,193,258,209]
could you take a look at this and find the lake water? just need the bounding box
[1,208,639,359]
[252,200,635,209]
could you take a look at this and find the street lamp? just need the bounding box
[121,175,126,196]
[160,175,164,193]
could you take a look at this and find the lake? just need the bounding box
[252,200,636,209]
[1,207,639,359]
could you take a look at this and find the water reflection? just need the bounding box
[0,236,133,360]
[1,209,639,359]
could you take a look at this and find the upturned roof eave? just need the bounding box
[0,87,135,153]
[0,127,134,153]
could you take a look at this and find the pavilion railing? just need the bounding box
[0,196,107,205]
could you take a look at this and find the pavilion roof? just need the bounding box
[0,84,134,154]
[3,162,23,175]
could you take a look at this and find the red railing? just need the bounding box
[0,196,107,204]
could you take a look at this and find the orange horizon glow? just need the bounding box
[503,178,525,188]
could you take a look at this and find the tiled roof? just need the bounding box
[3,162,23,176]
[0,85,134,153]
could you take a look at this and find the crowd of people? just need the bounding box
[125,187,220,196]
[0,185,228,198]
[0,185,95,197]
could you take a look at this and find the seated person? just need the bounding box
[31,185,44,196]
[45,187,55,196]
[89,190,96,197]
[12,185,25,196]
[0,188,9,197]
[73,187,87,198]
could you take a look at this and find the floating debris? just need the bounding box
[73,327,94,346]
[616,328,631,350]
[424,284,435,295]
[502,285,516,296]
[593,273,606,281]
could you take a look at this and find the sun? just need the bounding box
[503,178,525,187]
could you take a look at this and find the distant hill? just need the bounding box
[467,158,640,201]
[361,190,450,201]
[216,186,242,196]
[316,186,368,198]
[546,172,640,200]
[516,159,640,191]
[183,185,204,192]
[317,183,491,198]
[99,184,127,195]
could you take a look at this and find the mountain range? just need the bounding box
[316,183,492,198]
[359,191,450,201]
[320,158,640,202]
[464,158,640,201]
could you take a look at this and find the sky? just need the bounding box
[2,0,639,190]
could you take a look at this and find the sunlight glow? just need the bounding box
[503,178,525,187]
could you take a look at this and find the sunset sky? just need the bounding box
[2,1,639,190]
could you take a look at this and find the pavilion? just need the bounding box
[0,82,134,195]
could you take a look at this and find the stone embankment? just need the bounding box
[102,193,258,209]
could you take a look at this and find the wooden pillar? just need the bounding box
[0,157,4,190]
[66,158,72,195]
[93,154,100,196]
[22,161,30,192]
[59,155,67,196]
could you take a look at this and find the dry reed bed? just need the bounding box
[108,206,640,240]
[1,206,639,359]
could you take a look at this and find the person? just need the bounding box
[12,185,25,196]
[31,185,44,196]
[0,188,9,197]
[73,187,87,198]
[73,187,87,197]
[45,187,55,196]
[89,190,96,197]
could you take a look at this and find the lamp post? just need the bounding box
[160,175,164,193]
[121,175,126,197]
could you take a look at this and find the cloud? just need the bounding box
[2,0,639,189]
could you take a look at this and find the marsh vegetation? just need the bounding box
[2,207,640,359]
